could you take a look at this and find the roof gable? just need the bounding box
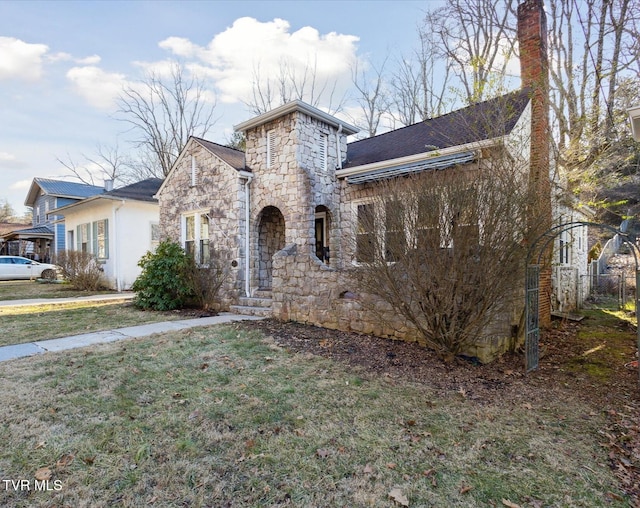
[192,137,245,171]
[234,100,359,136]
[344,88,532,169]
[157,137,247,197]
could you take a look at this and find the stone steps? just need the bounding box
[229,294,272,318]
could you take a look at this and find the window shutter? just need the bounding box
[191,155,198,186]
[267,130,276,169]
[103,219,109,259]
[76,225,81,251]
[92,222,98,255]
[319,134,327,171]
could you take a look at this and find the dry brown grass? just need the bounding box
[0,303,185,347]
[0,280,116,301]
[0,324,629,507]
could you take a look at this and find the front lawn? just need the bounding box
[0,303,186,347]
[0,324,630,507]
[0,280,117,301]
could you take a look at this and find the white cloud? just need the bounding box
[76,54,101,65]
[158,37,199,58]
[9,178,32,191]
[0,151,26,170]
[158,17,360,106]
[0,37,49,81]
[66,66,127,110]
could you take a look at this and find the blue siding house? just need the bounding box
[1,178,104,261]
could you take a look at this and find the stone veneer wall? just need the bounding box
[243,109,349,293]
[158,140,246,307]
[269,162,524,363]
[271,246,521,364]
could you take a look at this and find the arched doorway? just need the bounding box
[257,206,285,290]
[315,205,331,264]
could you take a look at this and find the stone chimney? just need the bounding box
[518,0,552,325]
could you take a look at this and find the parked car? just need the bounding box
[0,256,58,280]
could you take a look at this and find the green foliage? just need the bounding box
[132,240,194,311]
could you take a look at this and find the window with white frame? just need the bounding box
[77,223,90,252]
[356,203,377,263]
[558,227,570,265]
[355,196,481,263]
[75,220,109,259]
[92,219,109,259]
[150,223,160,252]
[183,212,210,265]
[266,129,277,169]
[384,200,406,262]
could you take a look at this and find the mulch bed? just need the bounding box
[233,317,640,505]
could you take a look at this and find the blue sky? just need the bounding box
[0,0,436,214]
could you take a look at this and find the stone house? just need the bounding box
[158,0,584,361]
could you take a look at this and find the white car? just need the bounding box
[0,256,58,280]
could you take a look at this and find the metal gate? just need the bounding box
[525,265,540,372]
[524,221,639,387]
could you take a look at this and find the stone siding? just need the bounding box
[272,246,520,364]
[158,139,246,306]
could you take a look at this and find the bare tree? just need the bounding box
[117,61,217,178]
[245,57,346,115]
[548,0,639,171]
[422,0,519,105]
[350,57,390,137]
[390,27,453,126]
[57,142,133,186]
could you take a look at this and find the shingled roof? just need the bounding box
[104,178,163,202]
[193,137,245,171]
[343,88,532,169]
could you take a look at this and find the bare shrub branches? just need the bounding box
[349,150,532,360]
[54,250,106,291]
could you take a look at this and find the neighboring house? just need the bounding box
[1,178,104,261]
[53,178,162,291]
[551,186,593,312]
[0,221,31,255]
[158,0,584,361]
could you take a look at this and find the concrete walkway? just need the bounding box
[0,298,264,362]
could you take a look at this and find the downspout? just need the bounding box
[335,124,343,169]
[113,200,125,292]
[239,170,253,297]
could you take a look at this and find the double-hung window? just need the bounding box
[77,223,90,253]
[183,212,210,265]
[92,219,109,260]
[356,203,376,263]
[75,220,109,259]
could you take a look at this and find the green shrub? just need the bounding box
[132,240,194,311]
[54,250,106,291]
